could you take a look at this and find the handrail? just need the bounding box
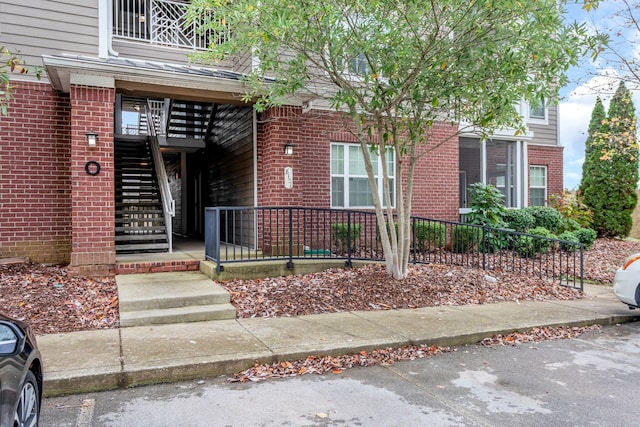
[204,206,584,289]
[145,102,175,252]
[112,0,230,51]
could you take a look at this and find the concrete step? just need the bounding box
[116,271,236,327]
[119,303,237,327]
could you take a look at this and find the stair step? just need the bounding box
[117,273,231,311]
[116,272,236,327]
[115,234,168,242]
[116,195,160,200]
[119,304,236,327]
[115,242,170,251]
[115,217,164,224]
[116,226,166,232]
[116,209,164,215]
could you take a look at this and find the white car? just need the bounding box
[613,253,640,309]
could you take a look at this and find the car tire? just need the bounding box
[13,370,39,427]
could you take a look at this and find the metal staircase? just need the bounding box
[114,97,215,254]
[114,138,170,253]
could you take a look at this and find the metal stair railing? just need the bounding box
[145,102,175,252]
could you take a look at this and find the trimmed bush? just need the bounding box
[524,206,564,233]
[557,231,580,252]
[561,218,582,233]
[451,224,483,253]
[415,221,447,251]
[515,226,557,256]
[502,209,535,232]
[573,227,597,250]
[331,223,362,253]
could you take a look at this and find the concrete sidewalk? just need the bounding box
[38,283,640,397]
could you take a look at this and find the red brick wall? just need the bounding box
[257,106,306,207]
[527,144,564,205]
[0,81,72,264]
[257,107,460,221]
[68,85,116,275]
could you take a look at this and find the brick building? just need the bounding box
[0,0,563,275]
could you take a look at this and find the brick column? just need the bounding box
[69,85,116,276]
[256,106,305,206]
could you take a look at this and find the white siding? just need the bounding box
[0,0,99,81]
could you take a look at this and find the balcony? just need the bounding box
[113,0,228,50]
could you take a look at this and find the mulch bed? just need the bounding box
[220,263,581,319]
[0,238,634,335]
[0,264,119,335]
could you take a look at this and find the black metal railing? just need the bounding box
[205,207,584,290]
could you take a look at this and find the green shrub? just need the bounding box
[560,218,582,233]
[331,223,362,253]
[502,209,535,232]
[557,231,580,252]
[573,227,597,250]
[524,206,564,233]
[466,183,506,227]
[549,191,594,229]
[515,226,557,256]
[451,224,483,253]
[415,221,447,251]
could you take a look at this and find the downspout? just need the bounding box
[101,0,119,57]
[252,109,258,251]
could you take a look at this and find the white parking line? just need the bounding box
[75,398,95,427]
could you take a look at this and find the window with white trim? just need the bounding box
[331,143,395,208]
[529,104,545,119]
[529,166,547,206]
[527,101,548,125]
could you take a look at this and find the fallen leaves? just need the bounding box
[480,325,601,346]
[583,238,640,284]
[0,264,119,335]
[0,238,627,336]
[220,263,583,319]
[228,325,601,383]
[227,344,452,383]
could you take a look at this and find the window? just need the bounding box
[529,104,546,119]
[529,166,547,206]
[527,101,547,124]
[331,143,395,208]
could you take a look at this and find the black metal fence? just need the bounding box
[205,206,583,290]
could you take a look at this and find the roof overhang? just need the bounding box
[43,54,253,105]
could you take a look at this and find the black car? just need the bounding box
[0,313,43,427]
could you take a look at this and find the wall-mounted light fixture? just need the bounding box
[85,130,98,147]
[284,141,294,156]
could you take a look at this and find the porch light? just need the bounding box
[284,142,294,156]
[85,130,98,147]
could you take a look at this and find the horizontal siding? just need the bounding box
[0,0,246,82]
[113,40,237,70]
[528,105,558,146]
[0,0,98,77]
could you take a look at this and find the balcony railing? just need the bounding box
[205,207,584,290]
[113,0,229,50]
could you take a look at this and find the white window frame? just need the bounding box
[529,165,547,206]
[331,143,395,208]
[525,101,548,125]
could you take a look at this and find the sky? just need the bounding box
[559,0,640,189]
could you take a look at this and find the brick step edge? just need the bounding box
[115,260,200,275]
